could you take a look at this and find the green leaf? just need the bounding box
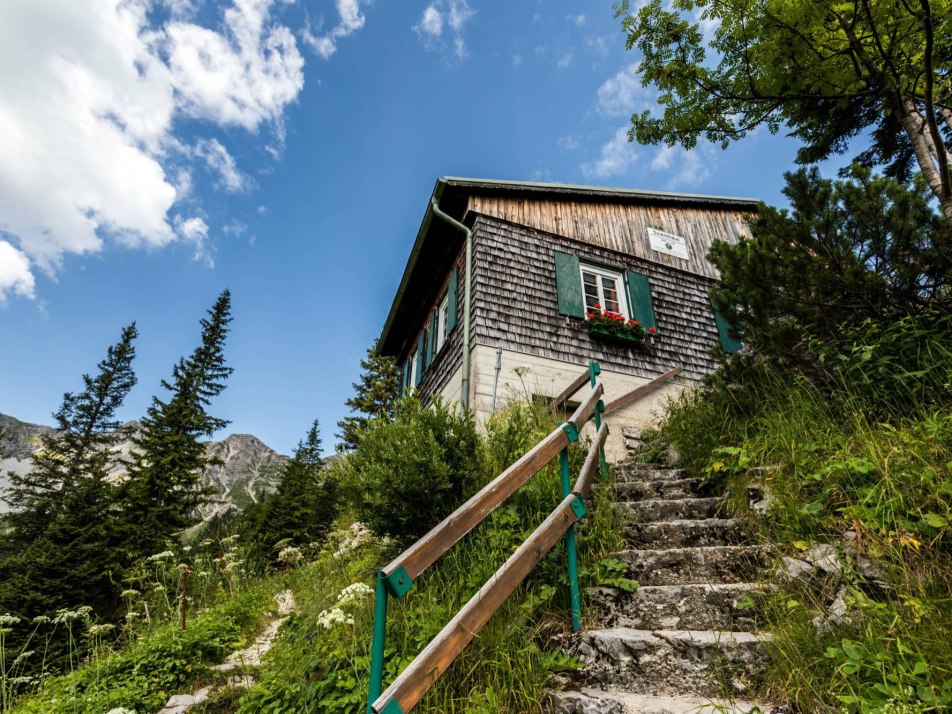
[922,513,949,528]
[841,639,862,661]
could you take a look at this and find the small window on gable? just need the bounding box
[437,293,450,352]
[580,264,629,318]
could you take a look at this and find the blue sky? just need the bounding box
[0,0,813,454]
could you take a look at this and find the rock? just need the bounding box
[780,556,814,583]
[158,687,210,713]
[802,544,841,576]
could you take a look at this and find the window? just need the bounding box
[408,348,418,388]
[580,264,629,318]
[436,294,450,352]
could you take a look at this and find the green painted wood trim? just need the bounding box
[625,271,657,330]
[446,266,459,332]
[554,251,585,318]
[415,331,426,386]
[427,312,437,367]
[710,299,743,353]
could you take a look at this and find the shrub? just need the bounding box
[336,396,484,543]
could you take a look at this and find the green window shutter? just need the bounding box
[710,299,743,353]
[415,331,426,386]
[446,267,459,332]
[554,251,584,318]
[625,271,657,330]
[427,312,438,366]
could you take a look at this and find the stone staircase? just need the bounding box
[548,429,772,713]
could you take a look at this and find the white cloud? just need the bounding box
[176,215,213,266]
[557,53,573,70]
[651,143,718,189]
[557,135,580,151]
[167,0,304,129]
[302,0,368,60]
[569,14,586,27]
[195,138,250,192]
[0,241,35,301]
[0,0,305,301]
[414,0,474,59]
[585,35,610,59]
[582,126,639,180]
[595,62,656,117]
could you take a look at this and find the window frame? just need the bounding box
[436,293,449,352]
[579,263,630,319]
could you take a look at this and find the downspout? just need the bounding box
[430,196,473,412]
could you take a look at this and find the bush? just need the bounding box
[336,396,485,543]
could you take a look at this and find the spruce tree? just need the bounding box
[0,323,138,623]
[242,420,338,564]
[337,341,401,451]
[119,290,233,561]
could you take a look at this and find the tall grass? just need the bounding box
[658,338,952,712]
[239,398,628,714]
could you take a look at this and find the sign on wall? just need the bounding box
[647,227,690,261]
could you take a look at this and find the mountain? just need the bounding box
[0,412,288,518]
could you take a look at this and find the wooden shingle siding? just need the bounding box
[467,196,752,280]
[412,247,469,405]
[468,213,722,384]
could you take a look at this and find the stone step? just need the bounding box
[611,478,702,501]
[626,518,745,548]
[589,583,764,631]
[547,688,761,713]
[575,628,769,699]
[620,497,724,522]
[618,545,772,586]
[616,466,690,483]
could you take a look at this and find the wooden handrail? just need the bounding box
[382,426,570,582]
[566,383,604,431]
[573,422,609,498]
[601,368,679,415]
[372,494,583,714]
[552,369,591,410]
[368,364,609,714]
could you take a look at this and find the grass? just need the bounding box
[657,357,952,713]
[239,399,628,713]
[5,398,629,714]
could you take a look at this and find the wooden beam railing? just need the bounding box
[601,368,680,416]
[367,361,610,714]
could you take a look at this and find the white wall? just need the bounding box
[465,344,684,462]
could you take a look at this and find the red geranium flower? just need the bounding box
[648,326,656,334]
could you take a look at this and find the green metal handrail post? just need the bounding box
[589,362,608,478]
[559,447,582,632]
[368,570,389,714]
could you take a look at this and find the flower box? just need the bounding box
[587,325,646,347]
[584,304,655,350]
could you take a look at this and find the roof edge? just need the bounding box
[439,176,760,207]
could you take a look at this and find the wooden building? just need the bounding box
[377,178,756,461]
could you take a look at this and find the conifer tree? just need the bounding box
[337,341,401,451]
[241,419,338,564]
[0,323,138,621]
[119,290,233,561]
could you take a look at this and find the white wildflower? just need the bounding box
[31,615,50,624]
[147,550,175,562]
[10,676,35,685]
[87,623,116,636]
[182,546,192,553]
[332,522,375,559]
[337,583,374,607]
[125,612,140,622]
[197,571,209,578]
[0,613,21,626]
[105,708,137,714]
[120,589,140,599]
[153,584,165,592]
[316,607,354,631]
[13,650,34,664]
[278,546,303,565]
